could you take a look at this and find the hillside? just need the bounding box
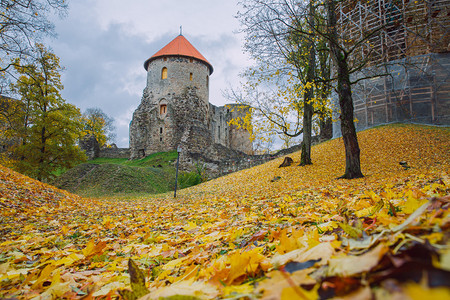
[1,124,449,299]
[52,151,179,197]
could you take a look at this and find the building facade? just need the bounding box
[332,0,450,137]
[129,34,252,159]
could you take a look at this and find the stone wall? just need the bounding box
[79,135,131,160]
[130,86,210,159]
[99,147,131,159]
[79,134,100,160]
[179,137,319,179]
[209,104,253,154]
[145,56,210,106]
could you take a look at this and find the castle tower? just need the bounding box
[143,34,213,107]
[129,34,215,159]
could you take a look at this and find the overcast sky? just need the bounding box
[47,0,251,147]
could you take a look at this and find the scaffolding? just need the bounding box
[332,0,450,136]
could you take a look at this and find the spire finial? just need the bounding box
[180,25,183,36]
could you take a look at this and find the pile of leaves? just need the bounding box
[1,124,449,299]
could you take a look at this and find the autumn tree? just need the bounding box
[237,0,386,178]
[10,44,85,181]
[0,96,24,166]
[81,107,116,147]
[234,0,332,164]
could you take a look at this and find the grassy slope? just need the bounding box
[52,151,178,197]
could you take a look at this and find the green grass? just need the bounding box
[51,151,197,198]
[88,151,178,168]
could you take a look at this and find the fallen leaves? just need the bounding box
[0,124,449,299]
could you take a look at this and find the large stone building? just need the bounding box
[332,0,450,137]
[129,34,252,159]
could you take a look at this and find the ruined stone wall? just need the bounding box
[130,86,210,159]
[180,140,317,179]
[98,147,130,159]
[209,104,253,154]
[79,134,100,160]
[209,105,229,148]
[228,104,253,154]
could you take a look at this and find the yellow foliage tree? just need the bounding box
[81,108,116,147]
[9,44,86,181]
[0,96,24,166]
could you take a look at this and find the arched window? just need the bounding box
[161,67,168,79]
[190,73,193,81]
[160,104,167,115]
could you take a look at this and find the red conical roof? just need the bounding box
[144,35,213,74]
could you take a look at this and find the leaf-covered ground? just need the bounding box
[1,124,449,299]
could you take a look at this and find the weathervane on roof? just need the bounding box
[180,25,183,36]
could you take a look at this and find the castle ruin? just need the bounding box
[129,34,253,165]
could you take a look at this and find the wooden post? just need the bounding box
[174,145,182,198]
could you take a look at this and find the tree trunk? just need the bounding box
[37,125,46,181]
[326,0,363,179]
[299,1,316,166]
[319,116,332,141]
[300,92,313,165]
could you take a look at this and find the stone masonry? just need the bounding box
[129,35,253,162]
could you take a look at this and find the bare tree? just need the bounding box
[0,0,68,94]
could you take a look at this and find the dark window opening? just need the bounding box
[160,104,167,115]
[160,127,163,134]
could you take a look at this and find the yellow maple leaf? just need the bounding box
[184,221,198,231]
[404,283,450,300]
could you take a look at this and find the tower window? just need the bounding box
[190,58,193,63]
[190,73,193,81]
[161,67,168,79]
[206,75,209,88]
[163,57,167,62]
[160,137,163,142]
[160,127,163,134]
[160,104,167,115]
